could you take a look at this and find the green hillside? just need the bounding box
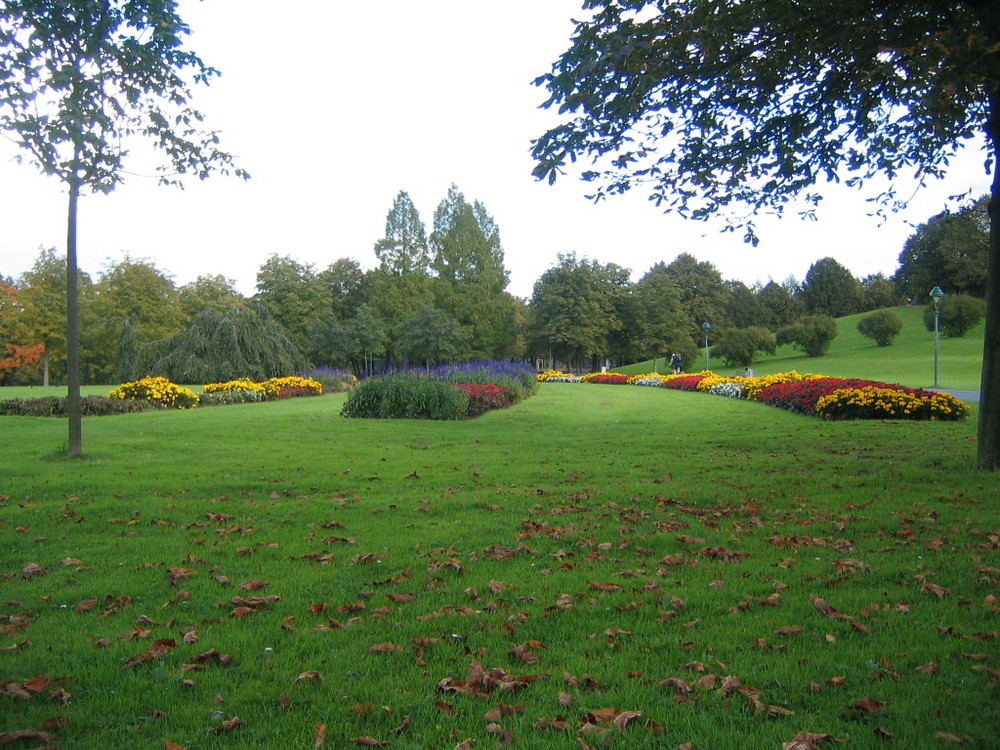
[623,305,984,391]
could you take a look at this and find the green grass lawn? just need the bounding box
[1,384,997,749]
[626,305,985,391]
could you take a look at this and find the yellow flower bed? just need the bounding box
[263,375,323,395]
[110,376,200,409]
[816,387,970,421]
[537,369,575,382]
[203,378,277,397]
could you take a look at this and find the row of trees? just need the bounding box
[3,187,984,385]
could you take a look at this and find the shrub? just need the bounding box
[922,294,985,337]
[341,374,468,420]
[0,396,149,417]
[109,376,200,409]
[777,315,838,357]
[857,309,903,346]
[710,327,775,366]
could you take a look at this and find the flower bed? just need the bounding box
[110,376,200,409]
[816,386,968,421]
[583,373,631,385]
[453,383,519,417]
[536,367,967,422]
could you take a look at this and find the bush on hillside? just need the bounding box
[922,294,985,337]
[776,315,838,357]
[710,326,776,366]
[857,309,903,347]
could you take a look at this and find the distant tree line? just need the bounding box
[0,192,988,385]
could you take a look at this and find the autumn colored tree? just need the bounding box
[13,248,82,385]
[533,0,1000,468]
[0,1,246,455]
[0,277,43,384]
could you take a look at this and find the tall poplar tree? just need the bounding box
[0,0,246,456]
[533,0,1000,468]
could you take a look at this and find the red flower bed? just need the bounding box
[662,375,706,391]
[756,377,924,414]
[587,374,631,385]
[453,383,519,417]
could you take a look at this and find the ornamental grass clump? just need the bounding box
[816,387,969,421]
[430,359,537,398]
[109,376,200,409]
[341,374,468,420]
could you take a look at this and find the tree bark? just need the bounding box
[66,180,81,457]
[977,87,1000,470]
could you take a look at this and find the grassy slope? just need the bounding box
[622,305,984,391]
[1,387,996,749]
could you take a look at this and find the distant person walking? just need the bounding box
[671,352,683,374]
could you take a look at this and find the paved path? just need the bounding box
[934,389,980,402]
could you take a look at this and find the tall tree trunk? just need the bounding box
[42,347,49,387]
[66,179,82,457]
[977,88,1000,470]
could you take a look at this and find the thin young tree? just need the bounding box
[533,1,1000,469]
[0,1,247,456]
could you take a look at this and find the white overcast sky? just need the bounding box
[0,0,993,300]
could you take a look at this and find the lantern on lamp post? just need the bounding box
[930,286,944,387]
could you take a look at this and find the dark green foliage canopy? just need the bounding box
[922,294,986,338]
[394,306,464,370]
[711,326,776,367]
[777,314,838,358]
[800,257,864,318]
[135,306,306,383]
[894,196,989,300]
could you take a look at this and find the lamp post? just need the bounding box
[702,322,711,371]
[930,286,944,387]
